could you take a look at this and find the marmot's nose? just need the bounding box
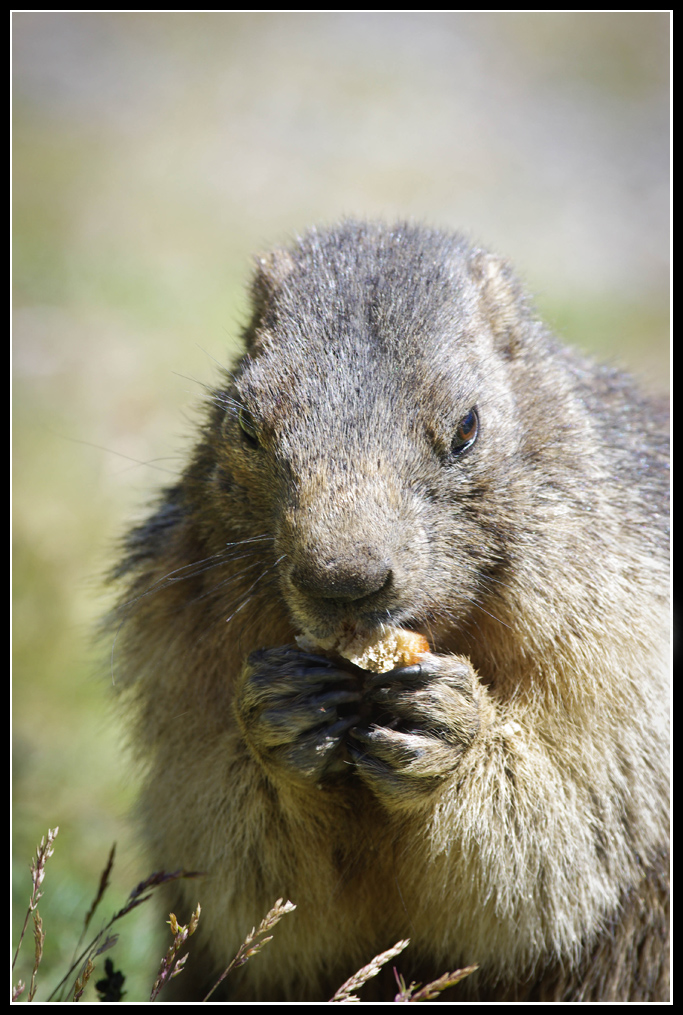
[289,551,392,603]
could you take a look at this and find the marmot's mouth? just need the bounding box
[295,625,430,674]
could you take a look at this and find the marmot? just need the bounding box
[111,221,669,1001]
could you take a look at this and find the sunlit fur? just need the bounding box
[111,222,669,1001]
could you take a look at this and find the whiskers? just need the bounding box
[222,554,287,626]
[108,534,285,683]
[123,535,275,607]
[206,388,244,421]
[410,559,515,659]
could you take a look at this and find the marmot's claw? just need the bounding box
[237,644,361,784]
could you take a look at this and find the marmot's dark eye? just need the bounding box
[238,407,259,446]
[450,408,478,456]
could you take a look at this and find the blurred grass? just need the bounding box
[12,11,669,1001]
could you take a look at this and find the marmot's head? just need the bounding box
[207,222,585,643]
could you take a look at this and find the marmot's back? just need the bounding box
[113,221,669,1001]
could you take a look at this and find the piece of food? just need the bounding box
[296,626,429,673]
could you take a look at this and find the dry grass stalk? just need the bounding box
[149,906,201,1001]
[12,826,59,1002]
[330,940,410,1002]
[203,898,297,1001]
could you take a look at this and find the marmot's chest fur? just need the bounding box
[113,221,669,1001]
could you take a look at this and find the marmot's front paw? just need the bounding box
[348,653,480,802]
[235,646,362,784]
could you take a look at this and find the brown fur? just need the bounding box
[111,221,669,1001]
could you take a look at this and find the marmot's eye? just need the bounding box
[450,408,478,456]
[238,407,259,446]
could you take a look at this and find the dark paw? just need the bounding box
[235,645,362,783]
[348,653,480,801]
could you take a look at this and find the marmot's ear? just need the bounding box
[244,249,297,353]
[253,248,297,301]
[468,250,530,360]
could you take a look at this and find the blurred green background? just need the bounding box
[12,12,669,1001]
